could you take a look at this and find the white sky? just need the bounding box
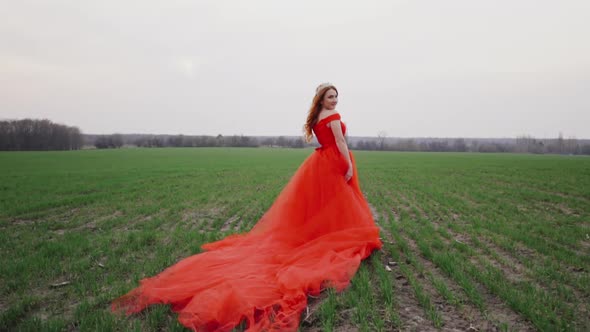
[1,0,589,138]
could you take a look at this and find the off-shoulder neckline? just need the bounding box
[315,113,341,126]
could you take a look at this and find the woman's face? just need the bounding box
[321,88,338,110]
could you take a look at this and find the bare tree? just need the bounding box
[377,131,387,150]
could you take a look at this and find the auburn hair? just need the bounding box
[303,84,338,143]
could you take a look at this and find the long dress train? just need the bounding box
[111,113,382,331]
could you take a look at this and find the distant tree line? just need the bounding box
[353,138,483,152]
[87,133,590,155]
[131,134,265,148]
[3,119,587,155]
[94,134,124,149]
[0,119,83,151]
[352,135,590,155]
[89,134,306,149]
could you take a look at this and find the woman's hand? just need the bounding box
[345,165,353,182]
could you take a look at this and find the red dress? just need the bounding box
[111,113,382,331]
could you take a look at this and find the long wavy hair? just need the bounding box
[303,83,338,143]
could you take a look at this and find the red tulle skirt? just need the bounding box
[112,146,382,331]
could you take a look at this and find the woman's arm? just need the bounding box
[329,120,353,181]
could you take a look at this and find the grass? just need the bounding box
[1,148,589,331]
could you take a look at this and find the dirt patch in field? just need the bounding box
[138,214,154,223]
[181,206,225,233]
[92,210,123,229]
[367,203,526,332]
[556,203,580,216]
[12,207,83,226]
[396,191,426,220]
[524,186,590,204]
[12,218,37,226]
[405,191,466,229]
[383,246,446,331]
[444,228,528,285]
[299,290,330,328]
[480,234,589,320]
[51,229,66,236]
[409,196,429,220]
[387,190,417,221]
[451,191,482,209]
[368,203,380,222]
[42,208,124,236]
[525,232,589,264]
[403,229,534,331]
[18,274,82,325]
[534,200,581,218]
[220,214,240,232]
[393,274,440,331]
[302,322,358,332]
[476,237,532,283]
[233,216,247,232]
[380,196,536,332]
[369,238,438,331]
[510,242,535,261]
[390,207,400,222]
[446,227,587,330]
[481,236,588,312]
[300,283,374,332]
[449,230,470,245]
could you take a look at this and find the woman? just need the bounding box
[112,83,382,331]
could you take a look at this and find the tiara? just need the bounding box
[315,82,334,94]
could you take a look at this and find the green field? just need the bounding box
[1,148,589,331]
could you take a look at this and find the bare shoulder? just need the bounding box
[317,110,339,122]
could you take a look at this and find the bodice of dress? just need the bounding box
[312,113,346,148]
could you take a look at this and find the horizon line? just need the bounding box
[83,133,590,140]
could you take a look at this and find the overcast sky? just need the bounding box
[1,0,589,138]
